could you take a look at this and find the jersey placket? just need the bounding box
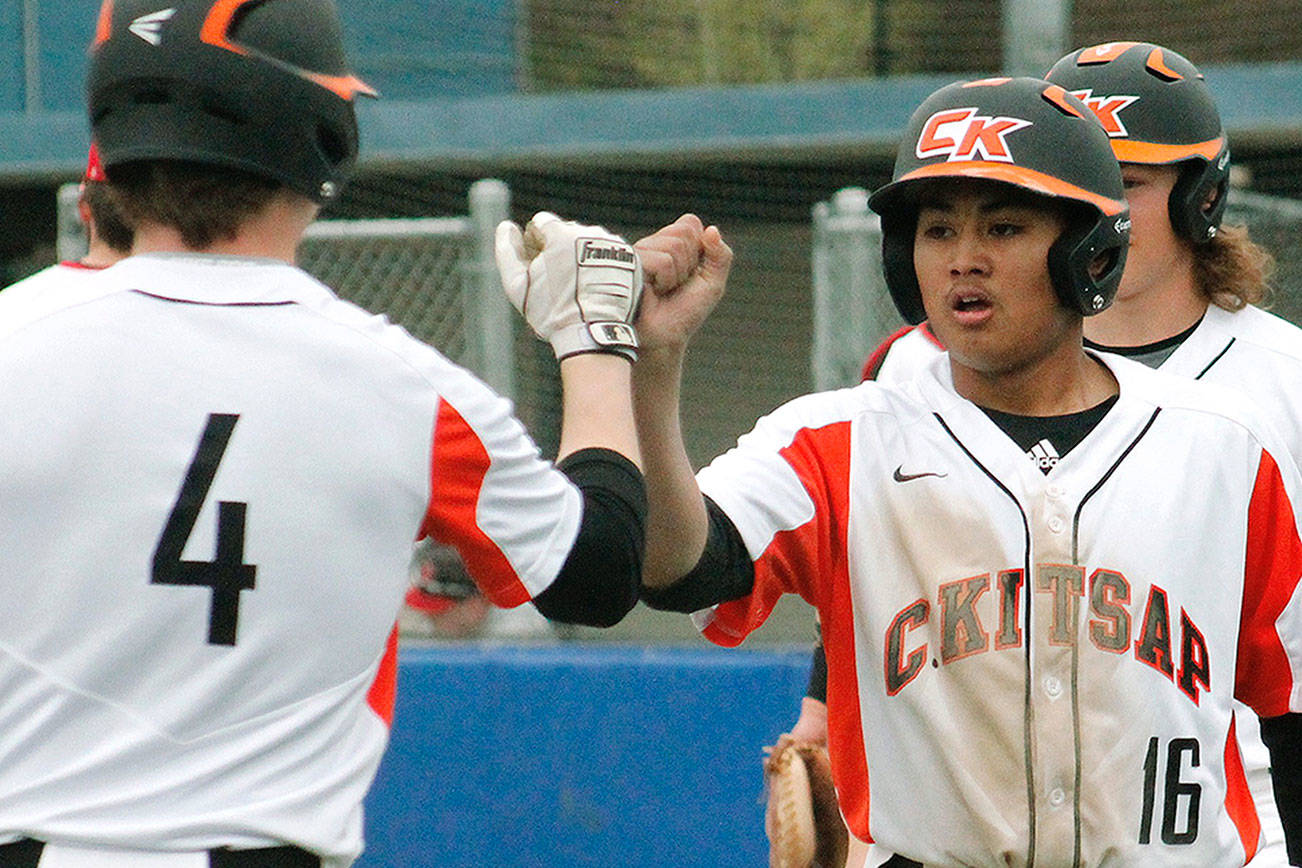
[1025,475,1085,864]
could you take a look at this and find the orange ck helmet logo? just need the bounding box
[1068,89,1141,138]
[915,108,1033,163]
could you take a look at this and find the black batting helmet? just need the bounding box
[869,77,1130,325]
[1046,42,1229,244]
[87,0,376,204]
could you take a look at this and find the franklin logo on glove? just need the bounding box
[496,212,643,361]
[578,239,637,269]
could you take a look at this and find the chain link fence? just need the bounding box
[50,179,1302,644]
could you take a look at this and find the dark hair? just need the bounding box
[1195,223,1275,311]
[80,181,134,255]
[107,160,285,251]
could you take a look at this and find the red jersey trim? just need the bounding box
[421,398,531,608]
[703,420,873,839]
[1237,450,1302,716]
[366,623,399,726]
[860,322,944,382]
[861,325,914,382]
[1223,715,1261,861]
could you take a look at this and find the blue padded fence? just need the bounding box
[359,644,811,867]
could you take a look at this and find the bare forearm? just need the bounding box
[633,346,709,588]
[557,353,641,467]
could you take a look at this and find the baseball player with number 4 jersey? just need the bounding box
[0,2,647,867]
[629,76,1302,866]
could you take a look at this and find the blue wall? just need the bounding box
[0,0,519,113]
[360,644,810,868]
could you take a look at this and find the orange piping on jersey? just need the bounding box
[897,161,1127,216]
[703,420,874,841]
[919,321,944,349]
[1076,42,1140,65]
[200,0,377,100]
[1223,716,1262,861]
[1041,84,1085,118]
[1237,449,1302,716]
[367,623,400,726]
[422,397,531,608]
[1110,137,1224,165]
[1145,47,1184,82]
[93,0,114,46]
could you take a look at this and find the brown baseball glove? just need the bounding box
[764,735,848,868]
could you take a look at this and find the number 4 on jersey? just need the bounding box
[152,413,257,646]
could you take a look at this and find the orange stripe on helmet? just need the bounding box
[93,0,114,47]
[1111,137,1225,164]
[200,0,377,100]
[1144,47,1184,82]
[897,161,1127,216]
[963,77,1013,88]
[305,71,379,101]
[200,0,258,56]
[1041,84,1085,118]
[1076,41,1140,65]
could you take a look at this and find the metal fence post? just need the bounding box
[811,187,885,391]
[56,182,87,263]
[1001,0,1070,76]
[467,178,514,400]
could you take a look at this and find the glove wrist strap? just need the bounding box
[550,322,639,362]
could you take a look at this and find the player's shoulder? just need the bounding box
[1109,350,1278,442]
[744,376,932,452]
[862,321,946,384]
[1211,303,1302,364]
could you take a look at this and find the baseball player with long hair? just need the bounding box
[793,42,1302,866]
[628,76,1302,866]
[0,2,646,866]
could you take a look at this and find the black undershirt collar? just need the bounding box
[980,395,1120,474]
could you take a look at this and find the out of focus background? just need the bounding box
[4,2,1299,864]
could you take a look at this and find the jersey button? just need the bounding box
[1047,516,1065,533]
[1044,675,1063,698]
[1049,788,1067,807]
[1046,483,1065,499]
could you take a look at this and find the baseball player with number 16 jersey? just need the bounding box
[631,77,1302,866]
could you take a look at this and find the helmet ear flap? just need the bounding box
[1047,202,1131,316]
[1169,152,1230,243]
[880,210,926,325]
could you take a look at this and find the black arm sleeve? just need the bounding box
[805,637,828,703]
[1260,712,1302,865]
[639,496,754,612]
[530,448,645,628]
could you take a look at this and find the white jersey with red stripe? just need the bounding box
[0,254,581,864]
[695,351,1302,866]
[1,260,110,297]
[867,307,1302,865]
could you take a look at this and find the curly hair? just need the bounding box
[1195,222,1276,312]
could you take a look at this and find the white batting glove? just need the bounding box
[495,211,642,361]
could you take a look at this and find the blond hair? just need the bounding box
[1196,223,1276,311]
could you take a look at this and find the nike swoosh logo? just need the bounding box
[893,465,948,483]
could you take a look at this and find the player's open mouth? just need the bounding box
[949,289,994,323]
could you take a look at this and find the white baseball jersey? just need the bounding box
[866,306,1302,865]
[0,253,582,864]
[1,260,109,297]
[696,352,1302,866]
